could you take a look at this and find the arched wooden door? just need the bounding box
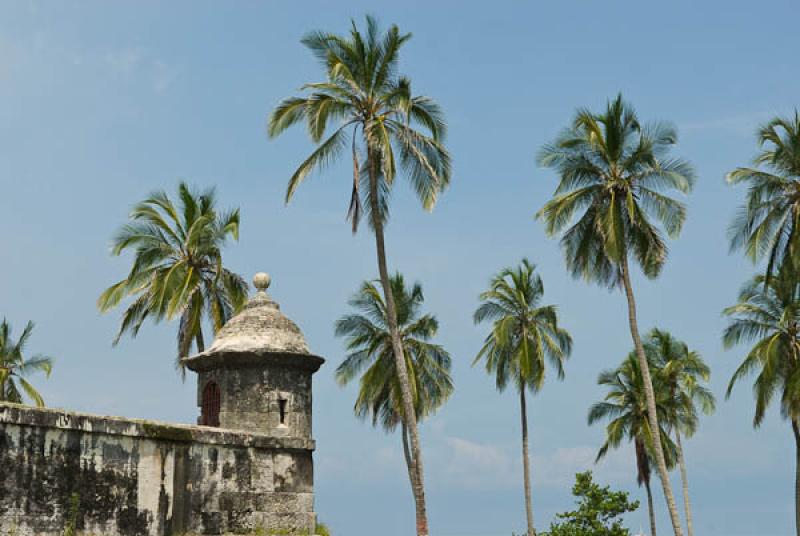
[201,380,221,427]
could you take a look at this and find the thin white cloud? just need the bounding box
[102,46,175,93]
[440,435,516,488]
[105,47,177,94]
[534,445,631,488]
[104,46,143,76]
[679,111,774,135]
[427,424,633,491]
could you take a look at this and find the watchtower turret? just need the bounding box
[183,273,324,438]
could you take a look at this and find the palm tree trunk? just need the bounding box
[793,419,800,536]
[675,430,693,536]
[620,256,683,536]
[402,422,418,493]
[645,477,657,536]
[368,152,429,536]
[520,388,535,536]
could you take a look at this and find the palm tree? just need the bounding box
[723,268,800,536]
[589,352,679,536]
[473,259,572,536]
[98,182,247,371]
[728,112,800,280]
[537,94,694,536]
[268,17,450,534]
[334,273,453,492]
[646,329,715,536]
[0,319,53,407]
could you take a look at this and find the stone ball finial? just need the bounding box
[253,272,271,292]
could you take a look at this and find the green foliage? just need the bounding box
[588,351,679,487]
[473,259,572,393]
[540,472,639,536]
[315,521,332,536]
[268,15,451,232]
[646,328,715,437]
[62,493,80,536]
[723,267,800,426]
[334,273,453,430]
[0,318,53,406]
[727,111,800,280]
[536,94,695,288]
[97,181,247,371]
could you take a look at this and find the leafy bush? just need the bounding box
[315,521,331,536]
[540,471,639,536]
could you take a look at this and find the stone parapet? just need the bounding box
[0,402,315,451]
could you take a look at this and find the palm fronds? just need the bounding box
[98,181,247,369]
[473,259,572,393]
[268,16,451,231]
[727,111,800,281]
[0,319,53,407]
[334,273,453,431]
[537,94,695,288]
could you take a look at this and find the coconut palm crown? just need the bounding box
[473,259,572,393]
[0,319,53,407]
[723,270,800,426]
[97,182,247,369]
[589,352,679,468]
[728,112,800,280]
[268,15,450,232]
[647,329,715,430]
[536,94,695,287]
[334,273,453,432]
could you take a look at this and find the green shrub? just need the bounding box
[539,472,639,536]
[62,493,80,536]
[315,521,331,536]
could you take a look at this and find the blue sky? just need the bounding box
[0,1,797,535]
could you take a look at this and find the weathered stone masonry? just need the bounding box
[0,273,324,536]
[0,405,314,535]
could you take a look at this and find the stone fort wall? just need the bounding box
[0,403,316,536]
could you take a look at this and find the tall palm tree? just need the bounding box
[723,268,800,536]
[645,329,715,536]
[537,94,695,536]
[728,112,800,280]
[473,259,572,536]
[0,319,53,407]
[268,17,450,534]
[334,273,453,492]
[98,182,247,371]
[589,352,679,536]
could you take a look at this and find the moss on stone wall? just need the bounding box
[0,404,317,536]
[140,422,193,442]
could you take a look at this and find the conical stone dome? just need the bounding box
[183,273,323,371]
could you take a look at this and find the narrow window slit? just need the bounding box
[278,399,287,425]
